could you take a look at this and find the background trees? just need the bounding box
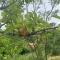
[0,0,60,60]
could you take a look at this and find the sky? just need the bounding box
[0,0,60,30]
[23,0,60,25]
[0,11,6,30]
[0,11,2,19]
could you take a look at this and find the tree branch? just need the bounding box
[0,27,58,37]
[28,27,58,36]
[0,0,17,10]
[46,6,55,21]
[0,23,5,28]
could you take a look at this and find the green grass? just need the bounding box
[0,35,60,60]
[0,53,36,60]
[1,52,60,60]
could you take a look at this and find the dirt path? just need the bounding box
[48,56,60,60]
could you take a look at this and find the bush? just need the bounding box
[19,48,30,55]
[52,47,60,56]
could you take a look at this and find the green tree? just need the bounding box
[0,0,60,60]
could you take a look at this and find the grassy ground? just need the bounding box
[0,35,60,60]
[1,53,36,60]
[1,52,60,60]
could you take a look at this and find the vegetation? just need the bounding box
[0,0,60,60]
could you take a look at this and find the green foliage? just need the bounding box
[19,48,30,55]
[0,35,30,59]
[0,0,60,60]
[24,0,32,3]
[53,15,60,19]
